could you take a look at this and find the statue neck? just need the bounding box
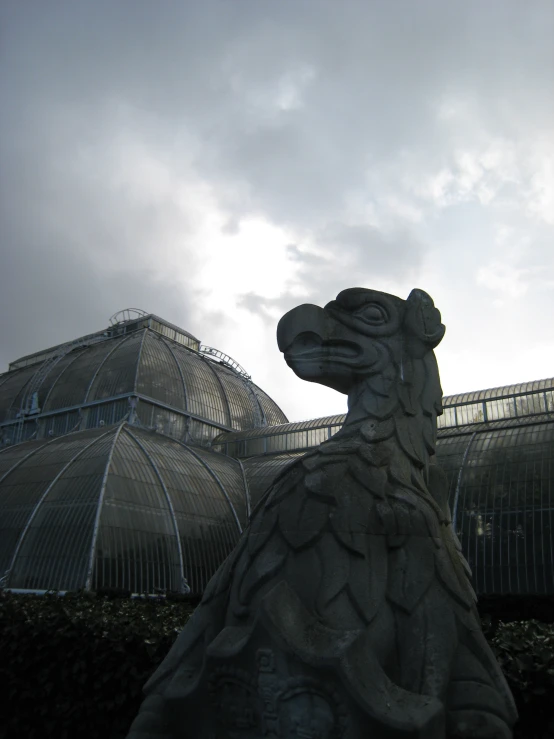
[342,376,400,429]
[328,374,439,475]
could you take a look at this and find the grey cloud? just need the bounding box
[237,292,298,321]
[317,223,423,274]
[3,1,551,229]
[0,107,201,370]
[239,223,423,322]
[0,241,196,372]
[1,0,552,380]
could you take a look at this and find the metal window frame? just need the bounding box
[200,354,233,428]
[123,427,186,593]
[236,457,252,519]
[0,392,235,440]
[83,424,125,590]
[2,428,114,588]
[450,431,478,533]
[132,328,148,394]
[83,335,134,404]
[160,335,189,412]
[40,347,90,411]
[3,368,38,421]
[169,437,244,535]
[0,434,65,491]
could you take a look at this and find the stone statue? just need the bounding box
[127,288,518,738]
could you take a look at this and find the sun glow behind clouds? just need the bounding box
[1,1,553,421]
[195,217,297,308]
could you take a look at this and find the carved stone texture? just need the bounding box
[126,288,518,739]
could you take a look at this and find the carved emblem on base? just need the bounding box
[207,648,348,738]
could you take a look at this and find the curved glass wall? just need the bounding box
[253,385,289,427]
[438,420,554,596]
[0,423,248,595]
[216,368,262,430]
[165,342,231,427]
[87,331,144,402]
[136,331,186,409]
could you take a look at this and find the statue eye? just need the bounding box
[355,303,387,324]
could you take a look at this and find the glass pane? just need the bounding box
[5,430,114,590]
[216,368,257,430]
[0,365,37,423]
[88,332,143,401]
[137,332,186,409]
[43,340,121,411]
[251,384,288,426]
[171,345,229,427]
[437,423,554,595]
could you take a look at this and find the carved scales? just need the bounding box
[127,288,518,739]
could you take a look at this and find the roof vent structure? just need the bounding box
[109,309,150,326]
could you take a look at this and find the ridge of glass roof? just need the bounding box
[213,379,554,444]
[436,412,554,437]
[213,414,347,443]
[442,377,554,406]
[7,312,201,372]
[145,314,200,344]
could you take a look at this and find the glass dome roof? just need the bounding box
[0,422,250,595]
[0,315,288,448]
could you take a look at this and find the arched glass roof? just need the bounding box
[0,423,249,595]
[214,414,347,443]
[442,378,554,406]
[0,326,288,448]
[212,378,554,458]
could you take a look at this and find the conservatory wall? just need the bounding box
[236,415,554,596]
[438,420,554,596]
[0,423,248,595]
[216,379,554,596]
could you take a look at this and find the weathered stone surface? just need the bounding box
[126,288,518,738]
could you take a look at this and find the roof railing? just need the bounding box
[199,346,251,380]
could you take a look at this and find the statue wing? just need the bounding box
[234,448,480,631]
[228,449,392,631]
[134,449,479,700]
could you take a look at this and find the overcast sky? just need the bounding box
[1,1,553,423]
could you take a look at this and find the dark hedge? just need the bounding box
[1,590,553,739]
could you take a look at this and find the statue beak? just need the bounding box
[277,304,330,354]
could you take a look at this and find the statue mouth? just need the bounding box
[284,332,361,362]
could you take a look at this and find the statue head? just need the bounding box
[277,288,444,395]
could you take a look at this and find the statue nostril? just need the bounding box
[298,333,320,349]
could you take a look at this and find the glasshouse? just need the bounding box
[215,380,554,596]
[0,310,552,597]
[0,309,287,449]
[0,423,249,596]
